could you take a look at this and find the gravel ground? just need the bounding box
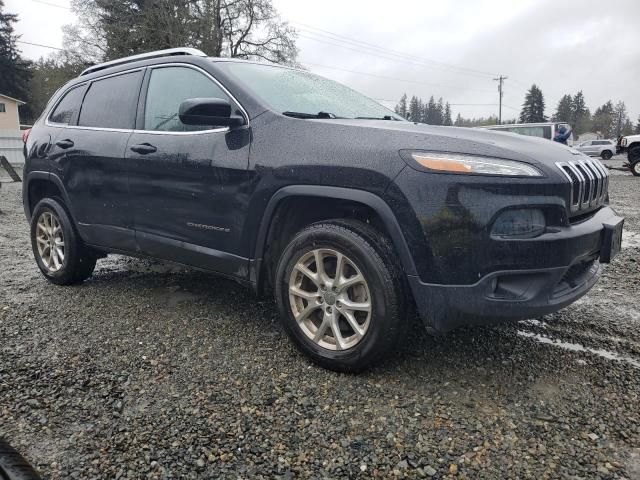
[1,160,639,479]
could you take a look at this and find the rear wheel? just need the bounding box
[275,219,407,372]
[30,198,96,285]
[601,150,612,160]
[631,161,640,177]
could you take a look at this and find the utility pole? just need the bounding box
[493,75,508,125]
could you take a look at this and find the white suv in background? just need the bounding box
[575,139,616,160]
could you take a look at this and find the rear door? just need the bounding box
[54,70,144,250]
[126,64,253,277]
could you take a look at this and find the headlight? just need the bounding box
[401,151,542,177]
[622,138,627,146]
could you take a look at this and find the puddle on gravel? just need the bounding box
[517,330,640,368]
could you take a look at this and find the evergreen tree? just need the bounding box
[0,0,32,102]
[622,119,634,136]
[636,116,640,134]
[425,96,438,124]
[571,91,591,135]
[418,98,425,123]
[592,101,615,138]
[519,84,547,123]
[394,93,408,119]
[553,94,573,122]
[435,97,445,125]
[408,95,421,122]
[454,113,464,126]
[443,103,453,126]
[612,101,630,138]
[27,53,88,122]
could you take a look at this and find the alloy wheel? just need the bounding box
[288,248,372,351]
[35,211,65,272]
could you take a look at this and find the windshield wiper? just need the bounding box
[354,115,397,120]
[283,111,340,119]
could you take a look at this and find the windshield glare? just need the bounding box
[224,62,403,120]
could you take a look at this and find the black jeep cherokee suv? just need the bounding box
[23,48,624,371]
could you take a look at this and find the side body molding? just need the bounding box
[251,185,418,288]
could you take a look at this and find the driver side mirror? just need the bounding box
[178,97,245,128]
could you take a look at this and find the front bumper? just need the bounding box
[409,206,622,332]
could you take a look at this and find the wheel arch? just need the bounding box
[251,185,417,293]
[23,172,73,220]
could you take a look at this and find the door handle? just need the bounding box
[130,143,157,154]
[55,139,74,149]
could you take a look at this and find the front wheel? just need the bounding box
[631,161,640,177]
[30,198,97,285]
[275,220,408,372]
[601,150,613,160]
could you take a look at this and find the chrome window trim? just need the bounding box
[45,82,89,128]
[45,63,249,136]
[45,69,144,129]
[138,62,249,136]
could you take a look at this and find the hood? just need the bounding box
[315,119,588,169]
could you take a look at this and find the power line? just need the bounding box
[30,0,71,9]
[298,31,497,83]
[293,21,498,78]
[16,40,64,51]
[303,61,495,94]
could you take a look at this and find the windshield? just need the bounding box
[223,62,404,120]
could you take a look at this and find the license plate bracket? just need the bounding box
[600,218,624,263]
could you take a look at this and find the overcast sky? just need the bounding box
[6,0,640,122]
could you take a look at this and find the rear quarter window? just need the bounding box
[78,71,143,129]
[49,86,86,125]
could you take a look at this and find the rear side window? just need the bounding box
[143,66,231,132]
[78,71,143,129]
[49,86,85,125]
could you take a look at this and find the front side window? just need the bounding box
[49,86,85,125]
[144,66,231,132]
[223,62,403,120]
[78,71,143,129]
[0,103,5,113]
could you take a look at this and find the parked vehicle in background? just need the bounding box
[575,139,615,160]
[22,48,624,371]
[479,122,574,146]
[618,134,640,176]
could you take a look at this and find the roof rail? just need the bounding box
[80,48,208,76]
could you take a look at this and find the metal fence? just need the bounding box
[0,130,24,165]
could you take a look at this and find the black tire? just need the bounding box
[275,219,408,372]
[629,146,640,166]
[601,150,613,160]
[0,439,41,480]
[30,198,96,285]
[631,161,640,177]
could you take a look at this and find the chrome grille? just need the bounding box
[556,157,609,212]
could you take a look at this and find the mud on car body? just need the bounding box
[23,48,624,371]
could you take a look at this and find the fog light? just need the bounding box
[491,209,545,238]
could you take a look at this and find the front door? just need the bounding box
[127,64,253,278]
